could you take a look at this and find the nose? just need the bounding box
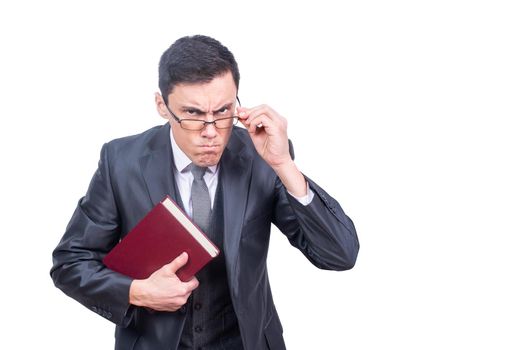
[200,121,218,138]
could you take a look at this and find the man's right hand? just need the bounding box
[129,252,199,312]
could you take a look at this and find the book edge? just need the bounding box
[162,197,219,257]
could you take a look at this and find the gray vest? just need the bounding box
[175,175,243,350]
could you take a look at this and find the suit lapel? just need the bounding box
[139,124,178,207]
[220,130,253,296]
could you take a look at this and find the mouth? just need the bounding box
[198,144,221,154]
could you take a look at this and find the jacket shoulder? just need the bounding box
[106,123,167,149]
[104,124,169,159]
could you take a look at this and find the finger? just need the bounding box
[237,113,265,132]
[238,114,250,128]
[247,105,278,121]
[165,252,188,273]
[238,105,276,124]
[183,276,200,291]
[171,296,190,309]
[239,116,263,131]
[236,106,248,119]
[247,114,272,134]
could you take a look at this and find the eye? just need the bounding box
[186,109,204,117]
[217,107,229,115]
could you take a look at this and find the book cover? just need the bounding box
[103,196,219,282]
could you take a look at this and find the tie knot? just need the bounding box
[191,164,207,179]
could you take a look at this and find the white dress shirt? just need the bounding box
[169,128,313,218]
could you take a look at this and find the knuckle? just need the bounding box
[179,285,189,295]
[176,296,188,305]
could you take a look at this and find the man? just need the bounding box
[51,35,359,350]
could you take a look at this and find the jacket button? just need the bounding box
[195,326,203,333]
[180,306,186,313]
[194,302,202,311]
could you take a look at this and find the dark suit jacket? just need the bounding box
[51,123,359,350]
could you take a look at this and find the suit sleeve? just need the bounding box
[50,143,135,326]
[272,175,359,270]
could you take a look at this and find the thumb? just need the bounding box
[236,106,247,115]
[165,252,189,273]
[237,107,250,121]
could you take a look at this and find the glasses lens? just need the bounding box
[180,120,205,131]
[179,117,238,130]
[215,117,238,129]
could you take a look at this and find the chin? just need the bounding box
[194,154,221,167]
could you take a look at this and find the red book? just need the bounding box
[103,196,219,282]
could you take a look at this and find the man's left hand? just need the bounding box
[237,104,292,169]
[237,104,307,197]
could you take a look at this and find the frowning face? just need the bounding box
[156,71,238,167]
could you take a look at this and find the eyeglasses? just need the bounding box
[164,97,241,131]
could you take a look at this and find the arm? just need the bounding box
[238,104,307,197]
[50,144,198,325]
[50,143,134,325]
[273,175,359,270]
[238,105,359,270]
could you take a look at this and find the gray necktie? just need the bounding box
[191,164,212,232]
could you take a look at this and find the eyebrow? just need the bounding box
[181,102,234,114]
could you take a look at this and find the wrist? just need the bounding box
[274,160,307,197]
[129,279,147,307]
[272,158,295,175]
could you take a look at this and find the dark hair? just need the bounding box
[158,35,240,102]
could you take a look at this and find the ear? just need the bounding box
[155,92,169,121]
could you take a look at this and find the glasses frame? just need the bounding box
[164,96,242,131]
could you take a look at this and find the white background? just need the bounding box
[1,1,523,349]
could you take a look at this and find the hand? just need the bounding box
[237,105,292,169]
[129,252,199,312]
[238,104,307,197]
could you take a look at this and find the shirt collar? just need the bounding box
[169,126,218,174]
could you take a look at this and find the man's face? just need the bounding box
[156,71,238,167]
